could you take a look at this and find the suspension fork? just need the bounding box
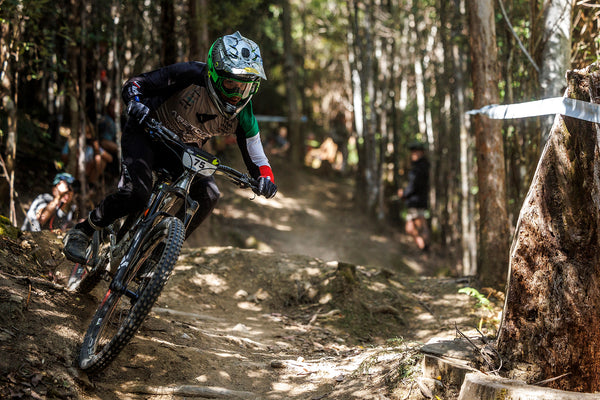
[155,181,199,233]
[108,219,150,301]
[107,188,167,300]
[107,173,196,300]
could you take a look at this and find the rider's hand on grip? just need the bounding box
[127,101,150,125]
[254,177,277,198]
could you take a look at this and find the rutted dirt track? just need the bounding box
[0,156,500,399]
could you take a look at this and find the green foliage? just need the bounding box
[352,337,423,383]
[209,0,266,34]
[458,287,492,312]
[0,215,20,239]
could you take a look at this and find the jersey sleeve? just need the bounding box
[238,102,260,138]
[122,62,206,111]
[236,102,274,181]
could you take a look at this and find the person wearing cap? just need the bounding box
[22,173,79,232]
[63,32,277,264]
[398,141,430,252]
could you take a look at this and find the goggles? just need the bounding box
[216,76,260,100]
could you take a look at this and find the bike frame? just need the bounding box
[76,118,261,374]
[102,119,257,301]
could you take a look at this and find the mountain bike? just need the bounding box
[72,118,260,375]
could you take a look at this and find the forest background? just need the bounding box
[1,0,599,288]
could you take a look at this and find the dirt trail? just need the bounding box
[0,156,501,399]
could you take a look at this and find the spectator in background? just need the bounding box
[98,98,120,175]
[22,173,79,232]
[61,128,113,188]
[398,141,430,252]
[330,111,349,172]
[267,125,290,156]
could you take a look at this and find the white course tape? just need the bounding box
[467,97,600,124]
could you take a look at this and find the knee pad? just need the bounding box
[190,178,220,209]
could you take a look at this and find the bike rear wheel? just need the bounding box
[67,230,102,293]
[78,216,185,374]
[76,230,105,294]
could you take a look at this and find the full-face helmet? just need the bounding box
[207,31,267,119]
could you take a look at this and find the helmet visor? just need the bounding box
[217,76,260,101]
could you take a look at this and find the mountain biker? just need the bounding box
[63,31,277,264]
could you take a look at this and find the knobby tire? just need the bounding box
[78,217,185,374]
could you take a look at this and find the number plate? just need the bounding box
[182,150,218,176]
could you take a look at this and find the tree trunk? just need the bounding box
[347,0,366,208]
[457,42,476,276]
[0,9,20,225]
[447,0,476,275]
[112,2,123,167]
[364,1,377,214]
[78,1,89,213]
[539,0,572,146]
[160,0,176,66]
[189,0,209,61]
[497,63,600,392]
[281,0,302,166]
[467,0,510,288]
[353,0,378,214]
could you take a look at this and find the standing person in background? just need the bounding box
[22,173,79,232]
[398,141,430,252]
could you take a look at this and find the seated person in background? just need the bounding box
[61,129,113,188]
[98,98,119,175]
[22,173,79,232]
[267,125,290,156]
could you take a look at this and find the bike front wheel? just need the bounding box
[78,216,185,374]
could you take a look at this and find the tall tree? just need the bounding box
[189,0,210,61]
[281,0,302,165]
[498,63,600,392]
[160,0,176,66]
[348,0,379,214]
[439,0,476,274]
[0,7,20,224]
[539,0,572,145]
[467,0,510,288]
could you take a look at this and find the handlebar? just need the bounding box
[146,118,183,145]
[144,118,259,191]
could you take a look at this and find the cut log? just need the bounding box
[458,372,600,400]
[125,384,257,399]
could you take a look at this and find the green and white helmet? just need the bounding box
[207,31,267,119]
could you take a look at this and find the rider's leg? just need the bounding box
[64,125,155,263]
[184,176,220,239]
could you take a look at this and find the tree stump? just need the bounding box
[330,261,359,294]
[497,62,600,392]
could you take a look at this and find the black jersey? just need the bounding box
[122,61,270,179]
